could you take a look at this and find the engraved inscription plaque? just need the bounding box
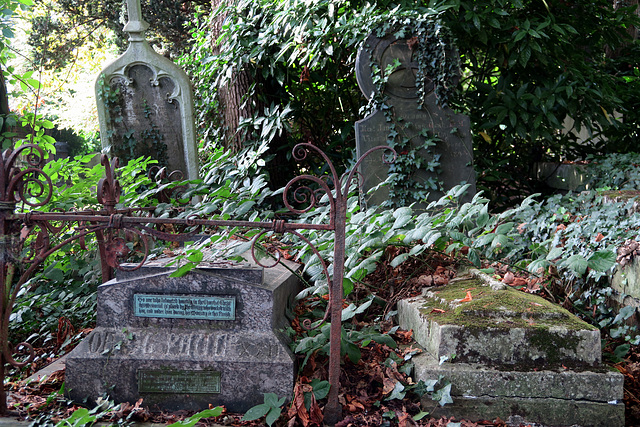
[134,294,236,320]
[138,369,221,394]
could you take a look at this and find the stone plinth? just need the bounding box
[65,260,300,412]
[535,162,590,192]
[398,271,624,426]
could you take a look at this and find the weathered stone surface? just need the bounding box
[413,353,622,402]
[66,329,293,411]
[610,257,640,327]
[535,162,590,192]
[400,269,624,426]
[65,259,300,412]
[398,275,601,367]
[427,395,624,427]
[354,32,475,206]
[96,0,198,180]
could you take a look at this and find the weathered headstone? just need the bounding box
[355,32,475,206]
[65,256,300,412]
[95,0,198,180]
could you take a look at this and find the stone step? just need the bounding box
[398,272,601,367]
[428,395,623,427]
[413,352,622,403]
[414,352,624,427]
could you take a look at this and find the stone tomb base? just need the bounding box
[398,270,624,427]
[65,260,300,412]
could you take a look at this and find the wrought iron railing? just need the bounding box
[0,142,393,425]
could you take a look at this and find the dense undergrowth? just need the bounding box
[7,147,640,425]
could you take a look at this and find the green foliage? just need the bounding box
[182,0,640,207]
[585,152,640,191]
[166,407,224,427]
[444,0,640,207]
[242,393,286,427]
[29,397,118,427]
[182,1,452,177]
[9,156,159,366]
[26,0,207,69]
[294,321,396,367]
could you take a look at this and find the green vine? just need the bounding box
[97,75,168,168]
[366,18,461,206]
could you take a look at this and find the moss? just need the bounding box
[599,189,640,201]
[418,278,597,332]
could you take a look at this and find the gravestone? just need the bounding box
[355,32,475,206]
[65,256,300,412]
[95,0,198,180]
[398,270,624,426]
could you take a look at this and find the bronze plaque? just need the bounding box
[137,369,221,394]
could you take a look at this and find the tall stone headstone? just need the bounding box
[65,257,300,412]
[95,0,198,180]
[355,32,475,206]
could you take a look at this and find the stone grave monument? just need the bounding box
[95,0,198,180]
[355,32,475,206]
[398,270,624,426]
[65,255,300,412]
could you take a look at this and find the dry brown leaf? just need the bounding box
[460,291,473,302]
[512,277,528,287]
[502,271,515,284]
[382,378,396,395]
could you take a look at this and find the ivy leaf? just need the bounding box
[242,404,270,421]
[387,381,406,400]
[433,383,453,406]
[562,254,588,276]
[587,250,616,272]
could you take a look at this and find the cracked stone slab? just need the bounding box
[398,273,601,367]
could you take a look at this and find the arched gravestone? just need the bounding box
[95,0,198,180]
[355,32,475,206]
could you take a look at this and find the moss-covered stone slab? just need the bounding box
[400,269,624,426]
[398,273,601,367]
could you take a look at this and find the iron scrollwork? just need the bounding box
[0,142,394,424]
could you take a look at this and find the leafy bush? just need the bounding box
[180,0,640,208]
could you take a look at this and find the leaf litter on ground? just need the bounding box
[4,249,640,426]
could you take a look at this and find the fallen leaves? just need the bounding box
[459,291,473,303]
[617,239,640,267]
[288,380,323,426]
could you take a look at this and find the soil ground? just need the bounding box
[3,250,639,426]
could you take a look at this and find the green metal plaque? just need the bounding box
[138,369,221,394]
[133,294,235,320]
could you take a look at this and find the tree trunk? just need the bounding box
[209,0,293,191]
[209,0,262,152]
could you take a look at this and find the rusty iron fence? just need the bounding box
[0,142,392,425]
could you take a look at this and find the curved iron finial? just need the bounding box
[97,155,121,212]
[0,145,53,208]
